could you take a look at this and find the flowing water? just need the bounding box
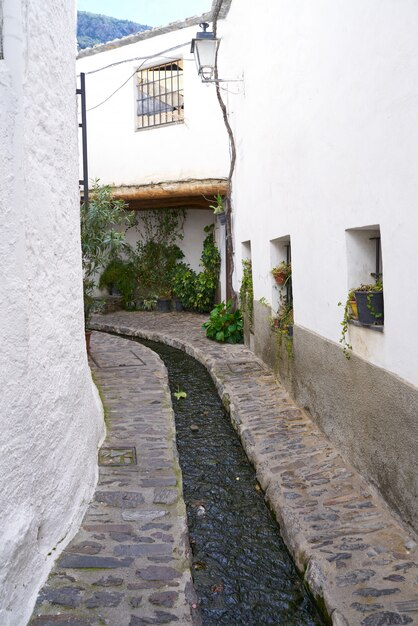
[130,336,324,626]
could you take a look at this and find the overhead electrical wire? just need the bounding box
[81,42,191,112]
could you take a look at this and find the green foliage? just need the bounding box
[99,258,138,308]
[81,181,134,324]
[172,225,221,313]
[239,259,254,330]
[99,209,186,308]
[209,193,225,215]
[271,299,293,334]
[77,11,150,49]
[272,261,292,285]
[355,280,383,293]
[133,240,184,299]
[338,280,383,358]
[202,301,244,344]
[174,388,187,400]
[337,293,354,359]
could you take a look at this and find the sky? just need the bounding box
[77,0,213,27]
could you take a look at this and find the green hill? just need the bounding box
[77,11,151,49]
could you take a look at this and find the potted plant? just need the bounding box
[354,280,384,325]
[80,181,134,351]
[271,261,291,286]
[157,291,172,312]
[271,300,293,335]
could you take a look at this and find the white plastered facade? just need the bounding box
[0,1,104,623]
[221,0,418,389]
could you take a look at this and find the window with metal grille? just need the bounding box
[136,60,184,130]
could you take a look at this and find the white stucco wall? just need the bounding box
[76,24,229,187]
[221,0,418,388]
[0,2,104,624]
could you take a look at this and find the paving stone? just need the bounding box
[121,510,167,522]
[354,588,401,598]
[67,542,103,555]
[149,591,178,608]
[92,575,124,587]
[85,591,123,608]
[95,491,145,508]
[136,565,179,581]
[361,612,413,626]
[58,555,133,569]
[114,543,172,557]
[31,618,93,626]
[336,569,376,587]
[351,603,385,613]
[88,312,418,626]
[37,587,83,608]
[153,489,178,505]
[129,612,179,625]
[30,332,195,626]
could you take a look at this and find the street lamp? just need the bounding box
[190,22,220,83]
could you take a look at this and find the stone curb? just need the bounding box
[91,313,418,626]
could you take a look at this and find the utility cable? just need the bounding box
[80,42,190,76]
[83,42,191,112]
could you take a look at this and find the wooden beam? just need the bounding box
[110,179,229,210]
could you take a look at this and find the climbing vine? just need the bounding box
[172,224,221,313]
[239,259,254,331]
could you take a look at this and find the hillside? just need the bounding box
[77,11,151,49]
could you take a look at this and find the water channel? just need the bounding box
[129,336,324,626]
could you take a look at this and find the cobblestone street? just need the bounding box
[31,331,198,626]
[31,313,418,625]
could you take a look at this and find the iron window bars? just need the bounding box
[136,60,184,130]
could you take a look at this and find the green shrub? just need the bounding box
[239,259,253,330]
[81,181,134,323]
[172,224,220,313]
[202,301,244,344]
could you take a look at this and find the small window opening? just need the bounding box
[270,236,293,335]
[136,60,184,130]
[346,225,384,327]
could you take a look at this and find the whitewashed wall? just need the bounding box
[76,24,229,186]
[0,2,104,624]
[221,0,418,389]
[123,209,215,273]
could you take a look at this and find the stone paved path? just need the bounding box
[88,311,418,626]
[30,332,198,626]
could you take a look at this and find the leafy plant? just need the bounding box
[81,180,134,325]
[271,261,292,285]
[355,280,383,293]
[202,300,244,344]
[271,300,293,334]
[174,387,187,400]
[172,225,221,313]
[209,193,225,215]
[338,291,354,359]
[338,280,383,358]
[239,259,254,330]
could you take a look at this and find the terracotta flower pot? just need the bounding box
[274,272,287,286]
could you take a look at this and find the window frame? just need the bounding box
[136,59,184,131]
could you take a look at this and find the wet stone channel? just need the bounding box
[132,337,325,626]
